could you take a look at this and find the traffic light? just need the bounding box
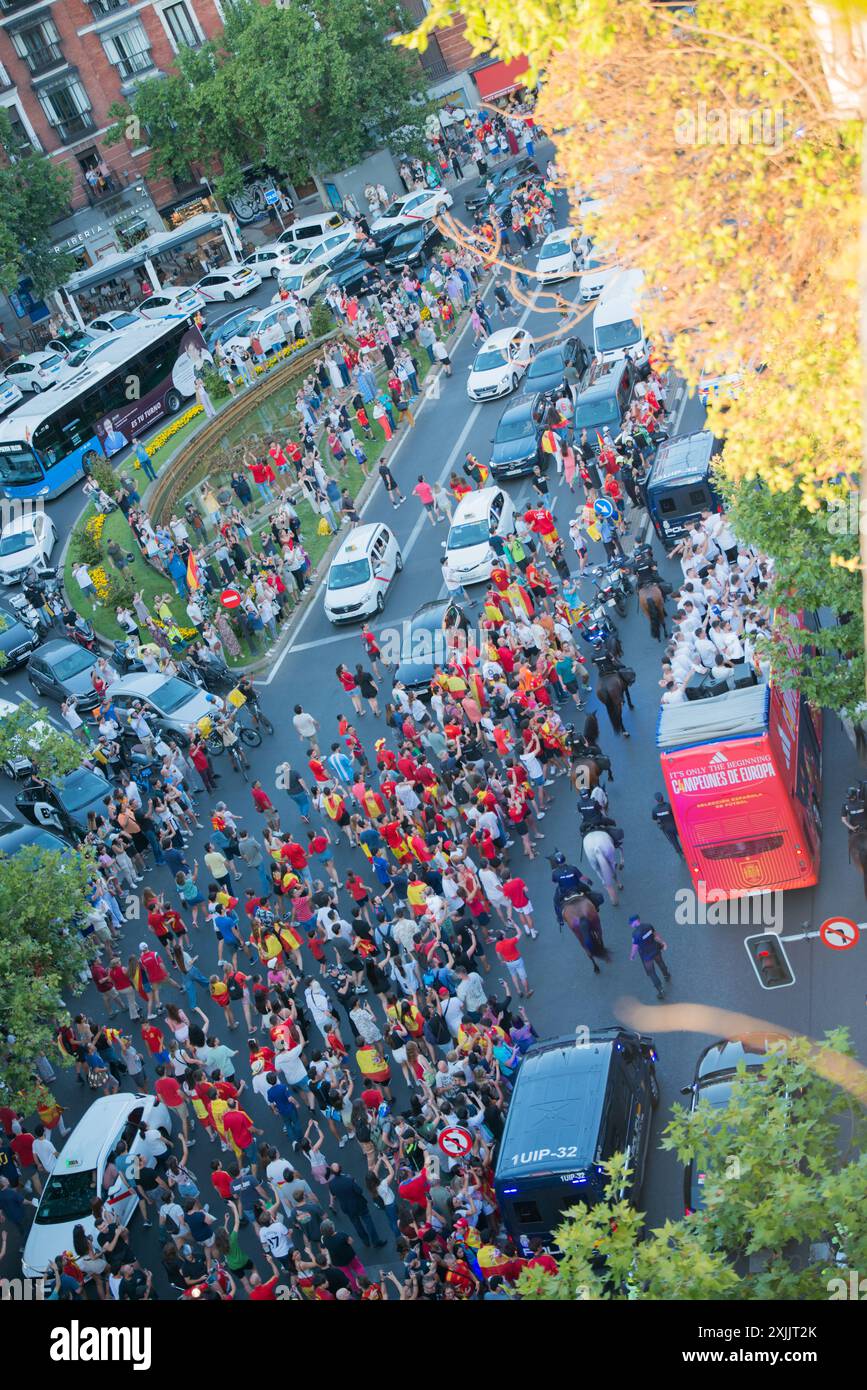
[744,933,795,989]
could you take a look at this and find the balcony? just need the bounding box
[22,43,65,76]
[55,113,96,145]
[83,175,123,207]
[87,0,129,14]
[0,65,13,91]
[113,50,154,82]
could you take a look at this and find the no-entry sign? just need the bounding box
[819,917,860,951]
[220,588,242,610]
[437,1125,473,1159]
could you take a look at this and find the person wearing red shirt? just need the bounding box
[10,1130,38,1191]
[336,663,365,718]
[248,1272,280,1300]
[396,752,418,780]
[308,755,329,785]
[251,781,279,830]
[210,1163,233,1201]
[154,1065,193,1141]
[222,1101,260,1165]
[140,1023,167,1060]
[494,926,533,997]
[500,875,536,937]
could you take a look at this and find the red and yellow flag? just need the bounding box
[186,550,200,593]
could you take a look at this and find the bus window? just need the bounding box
[700,835,784,859]
[0,445,42,486]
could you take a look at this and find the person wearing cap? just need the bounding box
[651,793,683,858]
[629,916,671,999]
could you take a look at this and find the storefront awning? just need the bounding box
[472,56,530,101]
[63,212,225,293]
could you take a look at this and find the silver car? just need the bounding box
[105,672,224,737]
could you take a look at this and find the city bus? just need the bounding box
[0,319,209,500]
[657,677,823,900]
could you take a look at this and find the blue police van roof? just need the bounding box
[494,1033,617,1181]
[647,430,718,486]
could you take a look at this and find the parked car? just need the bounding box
[15,766,113,842]
[324,523,402,623]
[26,640,101,714]
[571,356,636,453]
[0,378,23,415]
[466,327,535,401]
[392,599,470,696]
[522,336,592,402]
[0,603,42,675]
[489,395,546,479]
[194,264,262,303]
[578,255,620,302]
[444,486,516,585]
[326,256,387,298]
[242,244,299,279]
[22,1095,173,1278]
[85,310,143,336]
[44,330,100,358]
[209,302,302,358]
[0,509,57,586]
[464,156,542,215]
[137,286,205,321]
[370,188,453,235]
[535,227,590,283]
[1,351,66,394]
[0,817,67,861]
[105,672,223,736]
[681,1038,773,1215]
[383,219,444,271]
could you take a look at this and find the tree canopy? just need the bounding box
[0,110,74,298]
[107,0,433,198]
[0,703,87,781]
[402,0,865,704]
[518,1031,867,1300]
[0,844,96,1113]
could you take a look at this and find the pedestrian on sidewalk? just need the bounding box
[629,916,671,999]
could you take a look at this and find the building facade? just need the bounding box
[0,0,487,339]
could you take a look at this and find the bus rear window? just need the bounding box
[700,835,784,859]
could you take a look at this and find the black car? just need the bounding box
[26,639,101,714]
[681,1038,772,1215]
[0,818,68,860]
[465,156,542,215]
[15,767,113,842]
[489,395,547,479]
[393,599,470,695]
[384,220,444,271]
[0,600,41,671]
[325,255,387,298]
[571,356,636,454]
[15,767,111,839]
[523,337,593,401]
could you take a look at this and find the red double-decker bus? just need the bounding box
[657,680,822,901]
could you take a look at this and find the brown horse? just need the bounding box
[848,828,867,897]
[561,894,610,974]
[571,757,602,795]
[638,582,667,642]
[596,672,630,737]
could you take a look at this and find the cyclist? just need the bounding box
[215,713,249,776]
[235,676,274,735]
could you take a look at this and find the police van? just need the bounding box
[644,429,726,549]
[494,1028,659,1245]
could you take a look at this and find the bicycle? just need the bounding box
[235,681,274,736]
[206,723,262,758]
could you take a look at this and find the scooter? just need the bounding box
[62,609,96,651]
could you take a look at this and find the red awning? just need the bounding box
[473,56,530,101]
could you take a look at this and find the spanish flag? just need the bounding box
[477,461,490,485]
[131,959,148,1001]
[186,549,200,593]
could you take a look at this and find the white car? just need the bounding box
[1,351,67,394]
[218,302,301,358]
[104,672,224,736]
[370,187,453,235]
[0,377,23,415]
[303,228,358,267]
[85,310,143,336]
[277,261,331,305]
[242,245,299,279]
[578,256,620,302]
[22,1094,172,1278]
[324,522,402,623]
[444,486,516,585]
[536,228,590,283]
[0,510,57,585]
[195,264,262,303]
[466,327,535,401]
[137,285,205,321]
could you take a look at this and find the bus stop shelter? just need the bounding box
[55,212,243,329]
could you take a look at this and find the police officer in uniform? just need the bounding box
[652,792,684,857]
[841,785,866,834]
[549,852,597,925]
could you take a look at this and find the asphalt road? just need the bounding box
[1,163,866,1289]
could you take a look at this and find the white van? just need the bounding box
[592,268,648,366]
[276,210,346,247]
